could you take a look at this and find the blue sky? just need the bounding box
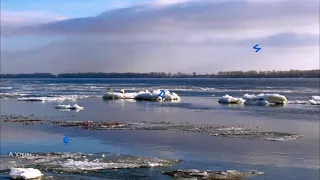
[1,0,150,17]
[0,0,319,73]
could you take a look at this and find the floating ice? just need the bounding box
[218,93,287,106]
[309,96,320,105]
[10,168,43,180]
[0,92,30,99]
[288,100,308,104]
[163,169,264,179]
[102,92,138,99]
[0,87,12,90]
[218,94,245,104]
[0,153,179,174]
[55,104,84,110]
[17,95,90,102]
[311,96,320,101]
[243,93,287,105]
[103,89,180,101]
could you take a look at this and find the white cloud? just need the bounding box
[1,0,319,73]
[1,11,68,26]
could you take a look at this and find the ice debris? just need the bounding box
[1,152,179,173]
[219,93,288,105]
[103,89,180,101]
[243,93,287,105]
[288,100,308,104]
[55,104,84,110]
[218,94,245,104]
[17,95,89,102]
[10,168,43,180]
[309,96,320,105]
[163,169,264,180]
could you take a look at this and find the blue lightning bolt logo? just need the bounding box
[158,90,166,100]
[253,44,261,52]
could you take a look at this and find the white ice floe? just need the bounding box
[17,95,90,102]
[103,89,180,101]
[10,168,43,179]
[55,104,84,110]
[0,92,30,99]
[0,152,179,172]
[311,96,320,101]
[218,94,245,104]
[0,87,12,90]
[309,96,320,105]
[60,159,164,170]
[102,92,138,99]
[288,100,308,104]
[243,93,287,105]
[218,93,288,106]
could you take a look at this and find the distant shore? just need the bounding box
[0,69,319,78]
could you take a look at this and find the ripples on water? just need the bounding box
[0,78,319,180]
[1,78,319,100]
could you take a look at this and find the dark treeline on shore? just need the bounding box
[0,73,57,78]
[1,70,319,78]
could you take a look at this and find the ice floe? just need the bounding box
[288,100,308,104]
[218,93,288,105]
[55,104,84,110]
[0,92,30,99]
[163,169,264,179]
[0,152,179,173]
[103,89,180,101]
[218,94,245,104]
[10,168,43,180]
[0,86,12,90]
[309,96,320,105]
[17,95,90,102]
[243,93,287,105]
[218,94,320,106]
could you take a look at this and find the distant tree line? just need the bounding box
[0,73,56,78]
[1,70,319,78]
[215,69,320,78]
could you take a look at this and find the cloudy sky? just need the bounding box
[1,0,319,74]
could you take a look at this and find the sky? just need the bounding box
[1,0,319,74]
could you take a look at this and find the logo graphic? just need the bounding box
[253,44,261,52]
[63,134,69,145]
[158,90,166,100]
